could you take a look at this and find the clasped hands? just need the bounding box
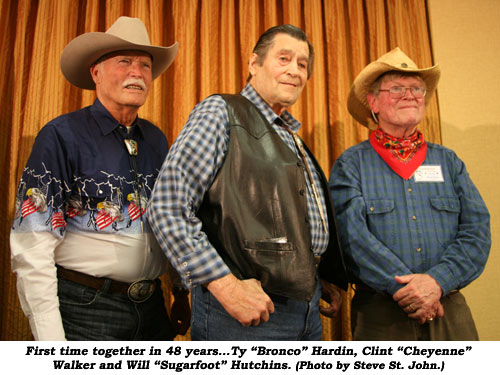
[393,273,444,324]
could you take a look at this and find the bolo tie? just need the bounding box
[124,137,144,233]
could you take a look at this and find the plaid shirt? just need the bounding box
[329,140,491,295]
[148,84,329,288]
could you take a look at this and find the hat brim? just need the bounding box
[347,61,441,129]
[60,32,178,90]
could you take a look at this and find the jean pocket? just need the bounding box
[58,278,99,306]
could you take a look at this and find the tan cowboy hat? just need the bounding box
[60,16,178,90]
[347,47,440,129]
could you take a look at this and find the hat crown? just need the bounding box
[105,16,151,46]
[378,47,418,71]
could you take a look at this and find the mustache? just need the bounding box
[122,79,146,90]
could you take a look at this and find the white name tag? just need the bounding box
[414,165,444,182]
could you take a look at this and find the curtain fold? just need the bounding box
[1,0,440,341]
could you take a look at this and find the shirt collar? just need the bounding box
[90,99,145,139]
[241,83,302,132]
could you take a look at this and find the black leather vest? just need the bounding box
[197,94,347,301]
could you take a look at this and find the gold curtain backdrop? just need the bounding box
[0,0,440,341]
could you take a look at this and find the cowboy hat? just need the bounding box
[60,16,178,90]
[347,47,440,129]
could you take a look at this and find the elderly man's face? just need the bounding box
[248,33,309,115]
[91,50,153,112]
[368,75,426,136]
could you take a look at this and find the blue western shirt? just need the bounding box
[329,140,490,296]
[10,99,169,340]
[12,99,168,237]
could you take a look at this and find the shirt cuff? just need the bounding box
[426,264,456,296]
[29,309,67,341]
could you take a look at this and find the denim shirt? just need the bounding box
[329,140,490,295]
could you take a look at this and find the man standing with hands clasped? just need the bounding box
[330,47,490,340]
[11,17,189,340]
[148,24,347,340]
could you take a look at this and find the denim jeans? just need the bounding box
[58,277,174,340]
[191,279,322,340]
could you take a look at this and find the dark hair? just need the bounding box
[246,24,314,82]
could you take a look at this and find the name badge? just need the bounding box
[414,165,444,182]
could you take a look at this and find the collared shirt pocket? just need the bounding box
[429,196,460,246]
[366,199,395,215]
[429,196,461,214]
[365,199,396,249]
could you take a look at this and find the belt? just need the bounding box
[56,265,156,303]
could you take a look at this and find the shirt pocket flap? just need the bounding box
[366,199,395,215]
[430,197,461,213]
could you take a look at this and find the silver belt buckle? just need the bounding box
[127,280,155,303]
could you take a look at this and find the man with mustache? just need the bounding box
[10,17,189,340]
[329,48,490,340]
[148,24,347,340]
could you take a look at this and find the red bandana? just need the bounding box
[370,128,427,180]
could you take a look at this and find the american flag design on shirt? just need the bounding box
[96,210,116,229]
[66,207,81,219]
[11,99,168,238]
[21,198,39,217]
[96,201,123,230]
[21,188,47,217]
[127,192,147,221]
[65,191,86,219]
[51,211,66,230]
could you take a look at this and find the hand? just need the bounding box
[319,279,342,318]
[206,274,274,326]
[393,274,444,324]
[170,291,191,336]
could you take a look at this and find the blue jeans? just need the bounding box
[58,277,174,340]
[191,279,322,340]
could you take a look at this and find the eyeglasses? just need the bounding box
[378,86,427,99]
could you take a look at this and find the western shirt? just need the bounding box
[10,99,168,340]
[329,140,490,296]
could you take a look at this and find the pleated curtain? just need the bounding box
[0,0,440,341]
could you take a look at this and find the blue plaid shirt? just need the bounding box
[329,140,490,296]
[148,84,329,288]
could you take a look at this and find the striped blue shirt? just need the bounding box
[147,84,329,288]
[329,140,490,295]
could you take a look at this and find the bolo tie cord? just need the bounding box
[124,138,144,233]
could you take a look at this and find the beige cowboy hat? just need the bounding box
[60,16,178,90]
[347,47,440,129]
